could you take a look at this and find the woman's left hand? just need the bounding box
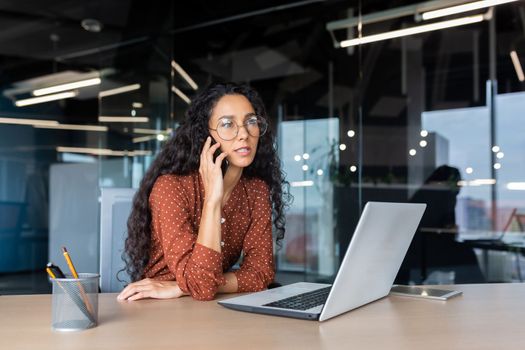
[117,278,188,301]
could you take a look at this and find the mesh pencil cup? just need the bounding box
[51,273,99,331]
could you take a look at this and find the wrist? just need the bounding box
[204,198,222,209]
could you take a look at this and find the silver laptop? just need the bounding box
[218,201,426,321]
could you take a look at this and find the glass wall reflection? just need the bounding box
[1,0,524,294]
[279,117,339,281]
[352,3,525,284]
[0,1,173,293]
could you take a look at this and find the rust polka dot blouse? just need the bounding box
[143,172,275,301]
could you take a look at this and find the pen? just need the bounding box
[46,267,57,279]
[61,246,95,317]
[46,262,65,278]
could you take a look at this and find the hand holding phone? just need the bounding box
[210,138,229,175]
[199,136,228,205]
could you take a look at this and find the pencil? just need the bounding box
[61,246,95,317]
[62,247,79,278]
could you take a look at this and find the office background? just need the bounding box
[0,0,524,294]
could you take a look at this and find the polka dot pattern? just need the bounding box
[143,172,275,300]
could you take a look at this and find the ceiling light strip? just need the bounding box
[98,84,141,98]
[458,178,496,186]
[421,0,517,20]
[507,182,525,190]
[133,135,158,143]
[98,116,149,123]
[0,117,59,126]
[172,86,191,104]
[15,91,78,107]
[326,0,469,31]
[340,13,485,48]
[291,180,314,187]
[56,146,151,157]
[34,123,108,132]
[171,60,198,90]
[33,78,101,96]
[132,128,163,134]
[510,51,525,82]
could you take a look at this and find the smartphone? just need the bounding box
[209,137,228,174]
[390,285,462,301]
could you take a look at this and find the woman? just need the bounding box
[118,82,289,301]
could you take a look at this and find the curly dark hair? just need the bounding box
[123,82,290,282]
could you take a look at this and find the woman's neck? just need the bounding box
[223,165,243,205]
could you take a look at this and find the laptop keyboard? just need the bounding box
[263,286,331,311]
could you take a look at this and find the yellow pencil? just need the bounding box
[62,246,79,278]
[61,246,95,316]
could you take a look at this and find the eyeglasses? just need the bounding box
[209,115,268,141]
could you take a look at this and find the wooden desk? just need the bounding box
[1,283,524,349]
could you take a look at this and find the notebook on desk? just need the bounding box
[218,201,426,321]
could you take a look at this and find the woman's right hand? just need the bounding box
[117,278,188,301]
[199,136,228,205]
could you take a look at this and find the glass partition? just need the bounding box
[278,117,339,281]
[353,2,525,284]
[0,2,173,293]
[1,1,524,294]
